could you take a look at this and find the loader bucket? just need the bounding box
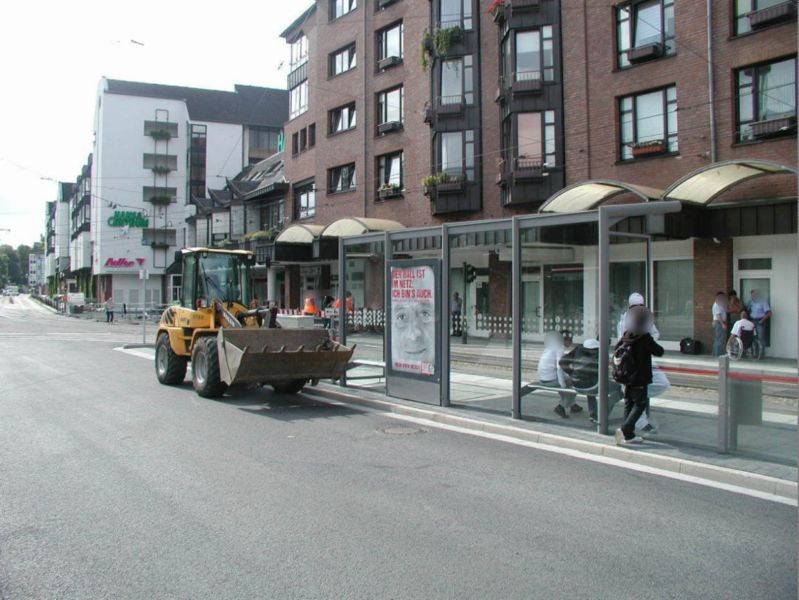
[216,328,354,387]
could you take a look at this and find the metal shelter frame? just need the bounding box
[337,201,683,434]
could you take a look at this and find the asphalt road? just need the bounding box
[0,296,796,599]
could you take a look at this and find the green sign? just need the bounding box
[108,211,149,228]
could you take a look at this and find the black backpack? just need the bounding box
[611,339,638,384]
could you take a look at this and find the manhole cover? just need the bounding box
[379,425,429,436]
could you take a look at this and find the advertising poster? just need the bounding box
[388,261,438,378]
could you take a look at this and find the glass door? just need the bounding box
[739,277,771,347]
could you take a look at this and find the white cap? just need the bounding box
[583,338,600,349]
[628,292,645,307]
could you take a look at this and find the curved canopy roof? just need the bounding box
[274,224,324,244]
[663,160,797,205]
[321,217,404,238]
[538,180,663,213]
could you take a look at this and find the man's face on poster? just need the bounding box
[391,267,435,369]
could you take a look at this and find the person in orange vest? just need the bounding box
[334,291,354,313]
[303,296,318,316]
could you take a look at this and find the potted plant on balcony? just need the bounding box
[148,194,173,205]
[378,183,403,200]
[631,139,666,158]
[149,129,172,141]
[488,0,507,22]
[151,166,171,176]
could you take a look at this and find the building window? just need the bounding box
[440,56,474,105]
[249,127,281,155]
[294,181,316,219]
[300,128,308,152]
[440,0,473,30]
[377,22,403,66]
[439,130,475,180]
[290,81,309,119]
[517,111,556,168]
[291,132,299,155]
[330,44,357,76]
[619,86,678,160]
[329,102,357,134]
[143,121,178,138]
[514,27,554,84]
[736,57,797,142]
[331,0,357,20]
[143,153,178,170]
[377,86,404,126]
[377,151,404,190]
[260,200,285,231]
[328,163,357,193]
[735,0,794,35]
[617,0,675,68]
[289,34,309,70]
[308,123,316,147]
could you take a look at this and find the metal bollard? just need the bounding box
[718,355,731,453]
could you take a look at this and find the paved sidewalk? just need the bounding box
[305,382,797,502]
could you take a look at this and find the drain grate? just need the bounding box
[378,424,429,436]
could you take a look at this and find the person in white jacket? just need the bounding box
[537,331,577,418]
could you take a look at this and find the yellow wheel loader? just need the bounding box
[154,248,354,398]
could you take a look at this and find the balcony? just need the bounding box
[512,71,543,95]
[377,120,403,135]
[513,158,544,181]
[378,55,402,70]
[423,104,434,126]
[435,95,465,117]
[626,42,663,64]
[142,228,177,249]
[748,1,796,29]
[377,0,399,9]
[748,116,797,139]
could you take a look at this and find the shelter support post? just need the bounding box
[512,217,522,420]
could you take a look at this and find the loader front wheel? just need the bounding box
[271,379,307,394]
[155,333,187,385]
[192,336,228,398]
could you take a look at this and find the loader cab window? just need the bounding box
[182,254,197,309]
[197,253,252,306]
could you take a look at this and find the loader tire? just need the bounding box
[191,336,228,398]
[155,333,187,385]
[271,379,307,394]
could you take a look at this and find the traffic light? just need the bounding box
[464,263,477,283]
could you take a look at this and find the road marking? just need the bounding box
[384,412,797,507]
[114,347,155,361]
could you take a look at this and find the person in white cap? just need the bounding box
[616,292,669,434]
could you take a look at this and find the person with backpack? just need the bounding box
[613,305,664,445]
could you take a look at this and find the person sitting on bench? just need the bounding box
[537,331,577,418]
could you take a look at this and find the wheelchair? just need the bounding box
[726,329,762,361]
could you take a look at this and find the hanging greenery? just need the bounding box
[420,26,464,70]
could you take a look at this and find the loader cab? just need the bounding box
[181,250,254,309]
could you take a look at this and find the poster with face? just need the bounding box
[390,264,436,377]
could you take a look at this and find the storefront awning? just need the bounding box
[538,180,664,213]
[321,217,405,238]
[274,224,325,244]
[663,160,797,205]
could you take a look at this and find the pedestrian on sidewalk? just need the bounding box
[104,296,115,323]
[712,291,728,356]
[451,292,463,336]
[747,289,771,355]
[537,331,576,418]
[614,306,664,445]
[726,290,744,336]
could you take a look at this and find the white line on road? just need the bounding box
[114,347,155,361]
[384,413,797,507]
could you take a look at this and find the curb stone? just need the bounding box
[305,384,798,502]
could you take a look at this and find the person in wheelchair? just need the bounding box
[727,310,757,358]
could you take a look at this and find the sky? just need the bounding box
[0,0,311,248]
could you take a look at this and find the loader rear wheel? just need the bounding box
[192,336,228,398]
[155,333,187,385]
[271,379,307,394]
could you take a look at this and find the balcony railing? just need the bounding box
[436,94,465,116]
[748,1,796,29]
[512,70,543,94]
[748,116,797,139]
[513,158,544,180]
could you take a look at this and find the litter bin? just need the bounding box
[729,375,763,426]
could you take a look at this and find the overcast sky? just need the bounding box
[0,0,310,248]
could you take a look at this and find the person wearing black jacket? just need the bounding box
[614,306,664,445]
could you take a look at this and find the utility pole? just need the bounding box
[140,268,149,343]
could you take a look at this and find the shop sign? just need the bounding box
[108,211,149,228]
[105,258,146,268]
